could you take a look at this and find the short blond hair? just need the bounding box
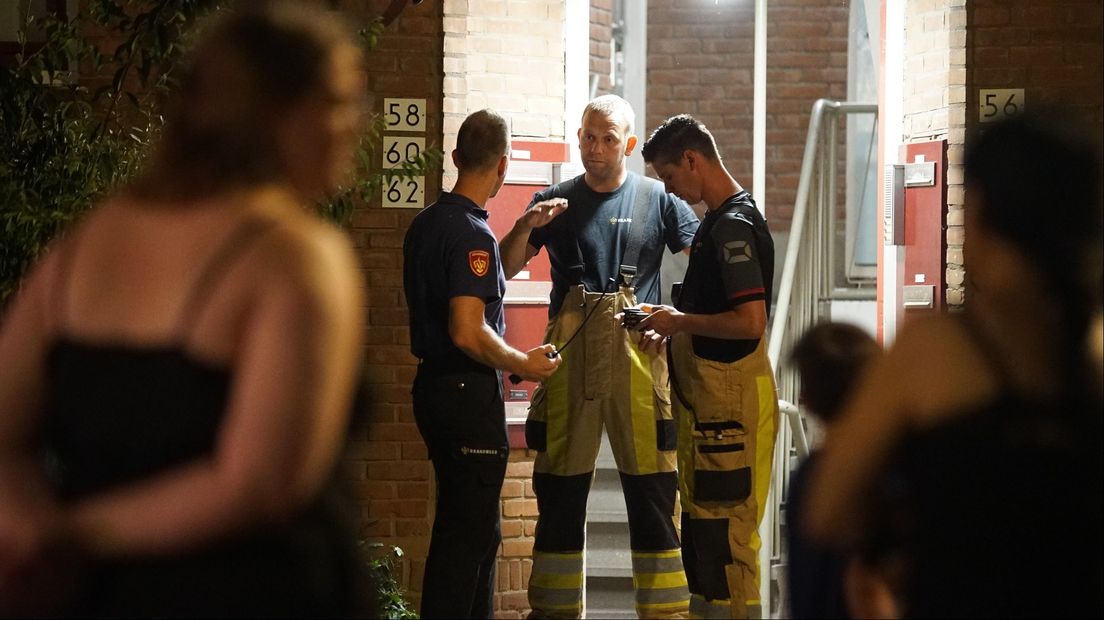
[582,94,635,135]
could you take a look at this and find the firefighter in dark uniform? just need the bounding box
[637,115,779,619]
[402,109,560,619]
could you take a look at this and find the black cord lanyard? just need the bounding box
[509,278,615,385]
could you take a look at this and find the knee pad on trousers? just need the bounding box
[532,471,592,552]
[619,471,680,551]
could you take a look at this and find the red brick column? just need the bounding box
[341,0,444,608]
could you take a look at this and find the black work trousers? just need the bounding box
[412,354,509,619]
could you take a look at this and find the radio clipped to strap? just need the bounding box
[619,264,638,288]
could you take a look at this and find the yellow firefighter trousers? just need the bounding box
[669,333,778,620]
[525,285,689,619]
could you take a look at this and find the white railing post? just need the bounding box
[768,98,832,369]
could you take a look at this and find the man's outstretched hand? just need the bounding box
[519,198,568,229]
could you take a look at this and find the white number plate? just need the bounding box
[382,136,425,169]
[979,89,1024,123]
[383,98,426,132]
[382,176,425,209]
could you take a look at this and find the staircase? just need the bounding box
[584,431,636,618]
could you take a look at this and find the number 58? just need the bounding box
[384,98,425,131]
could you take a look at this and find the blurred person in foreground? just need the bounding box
[403,109,560,619]
[0,3,371,616]
[784,323,881,619]
[636,114,778,619]
[805,110,1103,617]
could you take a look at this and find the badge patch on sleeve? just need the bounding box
[468,250,490,277]
[723,240,753,264]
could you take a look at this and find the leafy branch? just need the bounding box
[1,2,441,306]
[361,540,419,620]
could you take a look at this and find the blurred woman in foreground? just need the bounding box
[0,2,369,615]
[805,110,1103,617]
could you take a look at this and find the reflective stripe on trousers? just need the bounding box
[671,334,778,620]
[528,551,584,617]
[633,549,691,617]
[528,546,691,619]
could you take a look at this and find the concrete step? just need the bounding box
[586,521,632,578]
[587,467,628,522]
[585,433,637,616]
[585,575,635,619]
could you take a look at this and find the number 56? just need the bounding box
[980,89,1024,122]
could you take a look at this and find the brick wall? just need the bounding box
[766,0,849,225]
[967,0,1103,132]
[590,0,615,97]
[645,0,848,228]
[898,0,1104,310]
[349,0,1104,615]
[963,0,1103,305]
[495,455,539,618]
[646,0,754,185]
[442,0,565,188]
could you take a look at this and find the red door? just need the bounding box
[484,140,570,439]
[901,140,947,320]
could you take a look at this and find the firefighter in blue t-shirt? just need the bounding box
[637,115,779,620]
[500,95,698,619]
[402,110,559,619]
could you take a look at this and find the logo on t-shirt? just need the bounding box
[469,250,490,277]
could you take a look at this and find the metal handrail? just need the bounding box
[778,400,808,459]
[768,99,878,368]
[759,99,877,618]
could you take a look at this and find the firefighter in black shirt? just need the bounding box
[638,115,779,619]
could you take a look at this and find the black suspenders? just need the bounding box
[618,175,657,289]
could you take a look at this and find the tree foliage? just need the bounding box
[0,0,439,306]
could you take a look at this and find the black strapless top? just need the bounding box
[39,339,370,618]
[44,339,231,500]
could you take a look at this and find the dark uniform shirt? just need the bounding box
[403,192,506,360]
[527,172,699,317]
[675,191,774,362]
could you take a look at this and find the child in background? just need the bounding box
[784,323,881,619]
